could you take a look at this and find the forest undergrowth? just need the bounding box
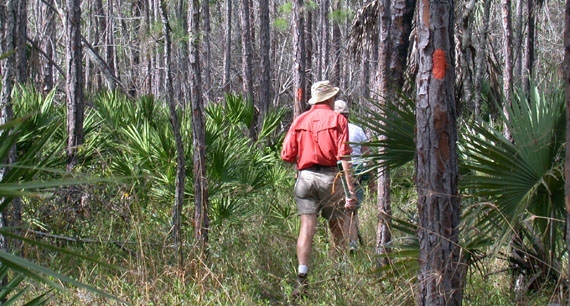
[5,88,565,305]
[19,180,554,305]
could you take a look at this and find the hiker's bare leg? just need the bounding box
[297,214,317,267]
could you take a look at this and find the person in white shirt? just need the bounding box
[334,100,370,253]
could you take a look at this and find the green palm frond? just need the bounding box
[257,106,287,142]
[0,262,51,306]
[460,85,565,243]
[0,116,124,304]
[210,195,254,226]
[353,94,416,170]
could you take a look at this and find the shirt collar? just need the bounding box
[311,103,333,111]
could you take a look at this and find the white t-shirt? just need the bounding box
[348,123,368,165]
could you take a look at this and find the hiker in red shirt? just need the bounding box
[281,80,358,299]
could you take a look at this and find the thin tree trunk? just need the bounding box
[105,0,116,81]
[1,2,17,275]
[159,0,186,266]
[374,0,415,266]
[502,0,513,139]
[189,0,209,251]
[473,0,491,119]
[239,0,255,137]
[374,0,392,266]
[259,0,271,128]
[415,0,462,303]
[330,0,341,85]
[15,0,27,84]
[202,0,211,101]
[65,0,84,172]
[514,0,523,83]
[522,0,535,94]
[38,0,56,93]
[223,0,232,94]
[305,6,313,92]
[130,0,144,97]
[292,0,306,118]
[320,0,330,80]
[460,0,477,111]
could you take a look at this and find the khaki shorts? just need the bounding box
[294,168,345,220]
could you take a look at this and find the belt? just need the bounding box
[303,165,338,172]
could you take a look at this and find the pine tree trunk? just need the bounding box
[189,0,209,251]
[319,0,330,81]
[0,1,17,274]
[38,0,56,93]
[223,0,232,94]
[473,0,491,118]
[292,0,306,118]
[159,0,186,266]
[65,0,84,172]
[374,0,392,266]
[239,0,255,137]
[15,0,27,84]
[330,0,341,85]
[522,0,535,94]
[502,0,513,139]
[374,0,415,266]
[460,0,477,111]
[415,0,462,303]
[305,6,313,93]
[202,0,211,101]
[259,0,272,126]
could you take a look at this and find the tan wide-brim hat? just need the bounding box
[308,80,340,105]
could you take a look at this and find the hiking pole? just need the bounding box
[337,161,359,244]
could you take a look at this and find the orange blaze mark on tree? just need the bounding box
[296,88,303,103]
[432,49,447,80]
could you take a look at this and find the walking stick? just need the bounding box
[336,161,362,245]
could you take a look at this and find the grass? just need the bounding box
[14,181,561,306]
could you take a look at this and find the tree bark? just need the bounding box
[38,0,56,93]
[292,0,306,118]
[473,0,492,118]
[522,0,535,94]
[15,0,27,84]
[1,1,17,271]
[305,5,313,95]
[415,0,462,303]
[330,0,341,85]
[318,0,330,81]
[202,0,212,101]
[374,0,415,266]
[65,0,84,172]
[159,0,186,266]
[564,0,570,301]
[374,0,393,266]
[460,0,477,112]
[223,0,232,94]
[501,0,513,139]
[189,0,209,251]
[239,0,255,136]
[259,0,272,126]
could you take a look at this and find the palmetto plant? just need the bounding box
[90,92,287,227]
[357,84,566,295]
[461,86,566,291]
[0,88,122,304]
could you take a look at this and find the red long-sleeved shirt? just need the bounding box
[281,103,352,170]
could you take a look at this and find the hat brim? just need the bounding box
[308,87,340,105]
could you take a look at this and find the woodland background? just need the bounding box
[0,0,568,305]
